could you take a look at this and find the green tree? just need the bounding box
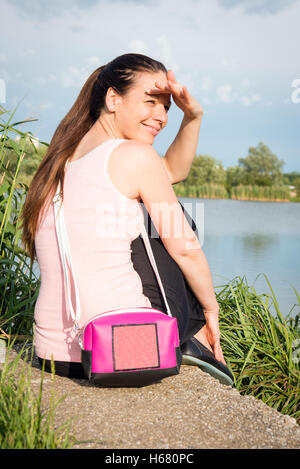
[293,177,300,198]
[184,154,226,186]
[283,171,300,186]
[225,165,245,197]
[238,142,284,186]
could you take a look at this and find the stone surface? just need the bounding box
[4,346,300,450]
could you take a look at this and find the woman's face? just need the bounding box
[113,71,172,143]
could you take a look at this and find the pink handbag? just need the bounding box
[53,181,181,386]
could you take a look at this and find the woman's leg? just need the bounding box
[37,357,86,379]
[131,200,206,345]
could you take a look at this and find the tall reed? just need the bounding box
[0,340,75,449]
[0,104,41,338]
[174,182,228,199]
[217,274,300,423]
[231,184,291,202]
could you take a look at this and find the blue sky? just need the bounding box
[1,0,300,171]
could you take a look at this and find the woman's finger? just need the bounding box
[146,83,171,95]
[167,80,185,96]
[147,79,185,97]
[214,343,226,366]
[167,69,176,83]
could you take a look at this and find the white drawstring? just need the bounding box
[53,181,82,325]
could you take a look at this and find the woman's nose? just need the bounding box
[153,105,168,125]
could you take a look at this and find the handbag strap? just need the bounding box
[52,180,173,327]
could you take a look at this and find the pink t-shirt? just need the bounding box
[34,138,152,362]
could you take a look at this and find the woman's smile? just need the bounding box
[142,123,159,135]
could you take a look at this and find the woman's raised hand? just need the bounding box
[146,69,204,120]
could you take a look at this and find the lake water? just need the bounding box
[179,197,300,318]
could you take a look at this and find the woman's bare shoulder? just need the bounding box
[115,139,158,157]
[107,140,158,200]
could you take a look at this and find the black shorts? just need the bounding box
[38,200,205,379]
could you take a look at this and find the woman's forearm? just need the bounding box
[164,114,203,182]
[174,248,219,313]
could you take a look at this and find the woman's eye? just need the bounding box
[147,100,169,112]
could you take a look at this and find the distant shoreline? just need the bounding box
[179,195,299,203]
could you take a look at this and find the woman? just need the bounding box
[20,53,233,385]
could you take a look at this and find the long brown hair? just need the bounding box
[20,53,167,264]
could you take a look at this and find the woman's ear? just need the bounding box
[105,87,122,112]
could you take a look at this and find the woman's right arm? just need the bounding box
[112,140,225,361]
[116,140,219,314]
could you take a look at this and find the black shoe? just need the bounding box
[181,337,234,386]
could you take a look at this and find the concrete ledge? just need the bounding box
[5,347,300,449]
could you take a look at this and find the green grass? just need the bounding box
[217,274,300,423]
[1,104,41,338]
[173,180,293,202]
[0,341,75,449]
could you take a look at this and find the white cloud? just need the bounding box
[33,73,57,86]
[201,78,214,91]
[18,47,35,57]
[60,66,90,89]
[69,24,85,33]
[240,93,261,106]
[38,102,54,111]
[129,40,149,55]
[59,56,106,89]
[216,84,234,103]
[7,0,102,20]
[156,34,179,74]
[217,0,299,15]
[242,78,250,88]
[85,56,102,66]
[216,85,263,106]
[221,56,239,72]
[252,94,261,102]
[177,71,195,92]
[202,96,212,105]
[129,37,185,87]
[22,98,34,109]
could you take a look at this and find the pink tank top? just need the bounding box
[34,138,152,362]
